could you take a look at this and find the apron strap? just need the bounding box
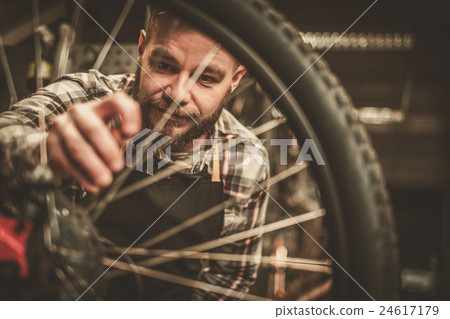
[211,144,221,182]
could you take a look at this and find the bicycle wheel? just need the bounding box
[138,0,400,300]
[0,0,399,301]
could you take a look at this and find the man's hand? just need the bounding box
[47,92,141,193]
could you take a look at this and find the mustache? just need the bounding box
[139,94,200,120]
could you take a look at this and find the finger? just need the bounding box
[52,114,113,189]
[70,106,124,172]
[93,91,142,138]
[47,131,100,193]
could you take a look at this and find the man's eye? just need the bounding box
[155,62,176,73]
[199,75,216,84]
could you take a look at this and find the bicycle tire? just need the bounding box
[144,0,400,300]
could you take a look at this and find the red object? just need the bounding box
[0,215,33,279]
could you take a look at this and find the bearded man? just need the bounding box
[0,9,269,300]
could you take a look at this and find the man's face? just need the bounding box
[133,16,246,151]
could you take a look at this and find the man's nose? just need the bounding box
[165,72,191,106]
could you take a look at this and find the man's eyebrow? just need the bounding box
[204,65,226,81]
[149,48,179,65]
[150,47,227,81]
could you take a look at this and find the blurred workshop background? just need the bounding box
[0,0,449,300]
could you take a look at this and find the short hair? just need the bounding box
[143,7,241,70]
[144,7,180,44]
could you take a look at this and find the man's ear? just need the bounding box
[230,65,247,93]
[138,29,147,58]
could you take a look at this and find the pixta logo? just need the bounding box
[125,128,172,175]
[126,129,325,176]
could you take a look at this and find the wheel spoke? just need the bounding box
[142,209,325,268]
[107,247,332,274]
[62,265,103,300]
[136,164,308,249]
[250,117,286,136]
[92,0,135,70]
[54,267,81,300]
[106,209,325,279]
[253,178,377,300]
[32,0,43,89]
[52,0,83,80]
[71,0,85,29]
[104,258,269,301]
[110,161,188,204]
[297,279,333,301]
[0,34,18,104]
[99,236,144,299]
[90,167,134,221]
[52,23,76,81]
[38,112,47,165]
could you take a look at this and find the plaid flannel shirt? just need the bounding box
[0,70,269,300]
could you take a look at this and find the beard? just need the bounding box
[132,65,226,152]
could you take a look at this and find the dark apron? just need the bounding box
[95,169,224,300]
